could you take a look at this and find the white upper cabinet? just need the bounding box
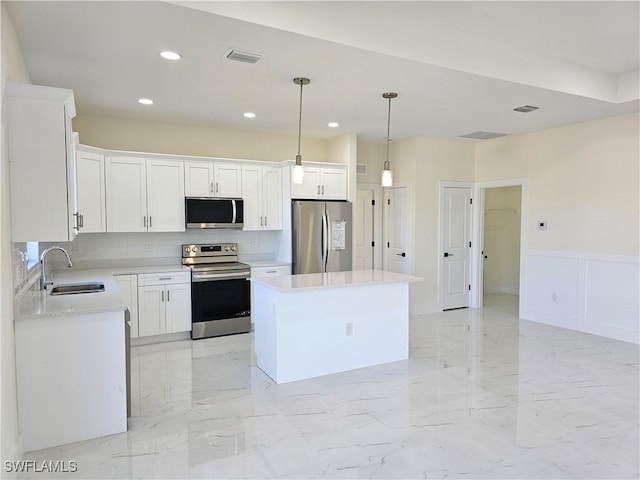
[242,164,283,231]
[185,161,242,198]
[7,82,79,242]
[146,160,185,232]
[291,165,347,200]
[105,157,184,233]
[76,149,106,233]
[105,157,147,232]
[185,162,214,197]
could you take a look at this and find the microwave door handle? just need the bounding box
[231,199,237,224]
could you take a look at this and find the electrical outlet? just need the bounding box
[345,322,353,336]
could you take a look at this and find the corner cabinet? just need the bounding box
[242,164,283,230]
[291,165,348,200]
[7,82,79,242]
[105,157,185,232]
[137,271,191,337]
[114,274,139,339]
[185,161,242,198]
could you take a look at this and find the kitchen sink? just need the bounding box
[50,282,105,295]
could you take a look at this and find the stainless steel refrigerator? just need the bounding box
[292,200,352,274]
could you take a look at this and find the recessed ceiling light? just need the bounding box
[328,122,339,128]
[138,98,154,105]
[243,112,256,119]
[160,51,182,61]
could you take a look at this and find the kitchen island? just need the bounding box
[251,269,421,384]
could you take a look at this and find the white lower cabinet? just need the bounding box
[250,265,291,278]
[137,271,191,337]
[114,274,139,339]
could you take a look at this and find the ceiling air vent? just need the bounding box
[459,131,507,140]
[356,164,367,175]
[224,48,264,64]
[513,105,539,113]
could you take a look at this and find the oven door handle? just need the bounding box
[192,271,250,282]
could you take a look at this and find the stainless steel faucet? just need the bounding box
[40,246,73,290]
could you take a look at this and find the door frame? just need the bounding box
[471,178,529,313]
[382,181,414,273]
[438,181,474,309]
[356,183,383,269]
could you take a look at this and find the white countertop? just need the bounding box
[243,259,291,268]
[15,265,188,321]
[250,269,422,293]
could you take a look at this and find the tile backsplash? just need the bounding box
[40,229,283,269]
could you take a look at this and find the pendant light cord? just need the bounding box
[297,81,303,159]
[385,95,392,167]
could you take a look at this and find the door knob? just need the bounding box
[444,252,454,257]
[396,252,406,257]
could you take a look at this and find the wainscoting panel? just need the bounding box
[522,251,639,344]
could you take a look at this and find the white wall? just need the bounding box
[483,186,521,295]
[476,114,639,343]
[73,114,331,163]
[1,2,31,466]
[356,141,386,185]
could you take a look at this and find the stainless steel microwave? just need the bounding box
[185,197,244,229]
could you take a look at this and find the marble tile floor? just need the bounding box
[18,294,639,479]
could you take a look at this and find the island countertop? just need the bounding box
[250,269,422,293]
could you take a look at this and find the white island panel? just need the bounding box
[253,270,419,384]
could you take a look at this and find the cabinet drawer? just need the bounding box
[251,265,291,278]
[138,271,190,286]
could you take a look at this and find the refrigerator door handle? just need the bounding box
[324,209,331,271]
[321,210,328,271]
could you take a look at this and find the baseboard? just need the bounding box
[131,331,190,347]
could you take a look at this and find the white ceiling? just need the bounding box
[6,1,640,143]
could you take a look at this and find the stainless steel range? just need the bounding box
[182,243,251,339]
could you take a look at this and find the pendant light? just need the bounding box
[292,77,310,184]
[381,92,398,187]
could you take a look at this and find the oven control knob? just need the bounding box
[224,246,229,252]
[191,247,197,253]
[230,245,236,251]
[184,246,190,253]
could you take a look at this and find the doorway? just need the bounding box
[355,185,383,270]
[482,186,522,308]
[383,183,413,274]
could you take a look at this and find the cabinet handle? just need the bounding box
[215,182,219,193]
[167,289,170,302]
[264,216,268,226]
[267,270,277,274]
[161,290,164,302]
[322,185,325,195]
[210,182,214,193]
[317,185,321,195]
[159,277,171,281]
[79,213,84,228]
[260,216,263,227]
[143,216,146,228]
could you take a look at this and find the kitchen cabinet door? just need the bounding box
[291,167,322,199]
[138,285,165,337]
[146,160,185,232]
[105,157,147,232]
[241,165,262,230]
[262,166,283,230]
[320,167,348,200]
[7,82,78,242]
[115,274,139,339]
[185,162,214,197]
[76,149,106,233]
[165,283,191,334]
[214,163,242,198]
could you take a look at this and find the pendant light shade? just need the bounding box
[381,92,398,187]
[293,77,310,185]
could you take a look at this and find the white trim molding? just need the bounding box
[521,250,639,344]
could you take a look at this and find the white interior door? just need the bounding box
[442,186,472,309]
[355,189,374,270]
[384,185,411,274]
